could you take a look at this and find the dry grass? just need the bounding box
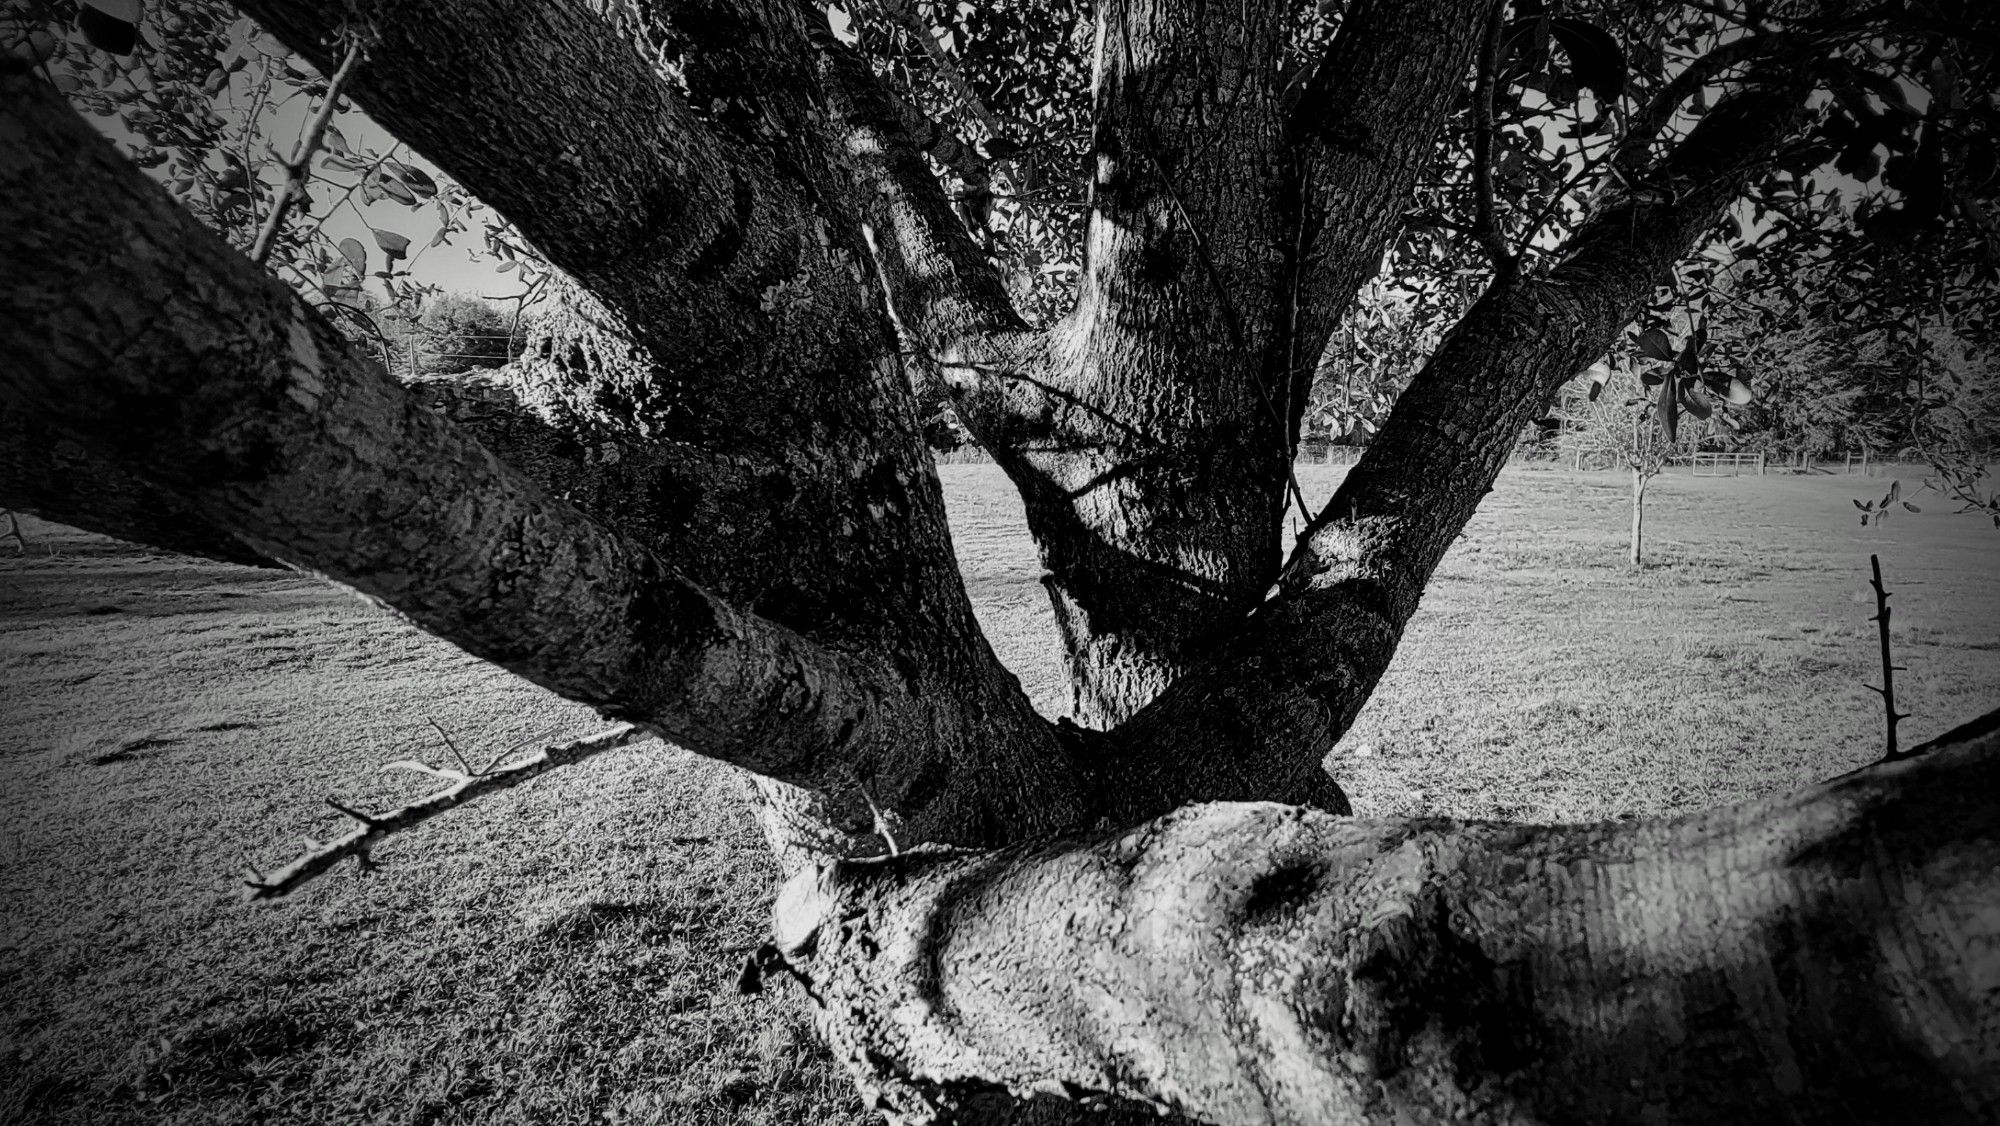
[2,463,1996,1124]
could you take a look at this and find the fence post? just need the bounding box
[1757,451,1766,475]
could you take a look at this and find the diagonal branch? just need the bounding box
[1088,63,1826,822]
[0,66,913,797]
[1611,32,1776,178]
[245,725,652,899]
[1284,0,1493,382]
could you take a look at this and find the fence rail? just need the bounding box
[1691,452,1762,477]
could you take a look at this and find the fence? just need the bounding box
[371,333,528,377]
[931,445,1373,467]
[1690,452,1763,477]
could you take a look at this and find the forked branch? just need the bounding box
[245,725,652,899]
[247,36,363,265]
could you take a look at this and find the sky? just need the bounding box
[56,8,533,306]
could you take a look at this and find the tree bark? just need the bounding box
[0,66,1082,850]
[937,0,1489,730]
[118,2,1097,854]
[1080,62,1828,824]
[772,712,2000,1126]
[0,406,273,567]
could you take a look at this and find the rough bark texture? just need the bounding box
[1082,65,1826,824]
[773,714,2000,1126]
[227,0,1090,855]
[940,0,1489,730]
[0,406,273,568]
[5,0,1986,1122]
[0,65,1070,850]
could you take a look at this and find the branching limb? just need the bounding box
[1089,62,1825,822]
[247,36,362,266]
[0,68,914,799]
[245,725,652,899]
[1611,33,1775,180]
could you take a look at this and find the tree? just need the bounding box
[5,1,2000,1123]
[410,292,519,373]
[1558,364,1701,565]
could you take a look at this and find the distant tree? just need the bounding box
[1560,363,1700,565]
[415,293,516,373]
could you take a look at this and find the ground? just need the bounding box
[2,464,1996,1125]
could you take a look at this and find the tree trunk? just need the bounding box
[774,714,2000,1126]
[1630,467,1649,567]
[7,1,1988,1122]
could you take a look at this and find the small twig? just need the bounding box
[248,39,363,267]
[242,724,652,899]
[855,780,902,857]
[425,717,475,776]
[1866,554,1911,761]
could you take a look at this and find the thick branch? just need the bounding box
[1611,33,1777,178]
[0,406,273,567]
[1092,66,1823,819]
[816,41,1028,349]
[774,710,2000,1125]
[1288,0,1493,354]
[0,67,913,796]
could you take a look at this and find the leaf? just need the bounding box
[1902,502,1920,513]
[1675,336,1700,372]
[373,229,411,263]
[1639,369,1664,388]
[323,124,349,155]
[1887,480,1900,503]
[337,236,368,276]
[387,161,438,199]
[1548,17,1626,103]
[1853,498,1870,510]
[1658,373,1678,443]
[78,0,142,55]
[376,175,419,207]
[1725,377,1753,405]
[1636,328,1675,361]
[1679,378,1712,420]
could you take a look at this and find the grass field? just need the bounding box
[3,463,1996,1125]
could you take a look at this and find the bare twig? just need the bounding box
[425,716,474,776]
[243,724,652,899]
[247,38,363,267]
[1866,554,1912,761]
